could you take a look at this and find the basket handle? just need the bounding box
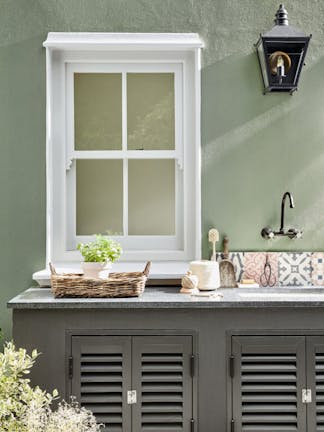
[143,261,151,277]
[49,262,57,275]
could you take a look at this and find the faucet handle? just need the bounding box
[287,228,303,239]
[261,227,275,239]
[296,230,303,239]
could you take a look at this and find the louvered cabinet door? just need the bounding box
[70,336,132,432]
[232,336,307,432]
[132,336,193,432]
[306,336,324,431]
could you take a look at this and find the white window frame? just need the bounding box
[43,33,203,265]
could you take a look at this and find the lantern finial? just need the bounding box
[275,4,289,26]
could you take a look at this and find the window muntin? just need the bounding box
[66,63,183,256]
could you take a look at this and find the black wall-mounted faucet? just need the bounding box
[261,192,303,240]
[280,191,294,233]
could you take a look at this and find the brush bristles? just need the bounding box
[208,228,219,242]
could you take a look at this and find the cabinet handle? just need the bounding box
[127,390,137,404]
[302,389,312,404]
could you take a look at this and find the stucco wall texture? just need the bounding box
[1,0,324,337]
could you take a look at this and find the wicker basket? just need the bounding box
[50,262,151,298]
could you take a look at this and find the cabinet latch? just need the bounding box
[229,355,235,378]
[68,356,73,379]
[302,388,312,404]
[127,390,137,404]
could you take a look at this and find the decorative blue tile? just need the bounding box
[278,252,312,286]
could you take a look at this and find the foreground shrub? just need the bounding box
[0,342,102,431]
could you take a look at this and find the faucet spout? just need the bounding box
[261,191,302,240]
[280,191,294,232]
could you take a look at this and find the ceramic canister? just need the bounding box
[189,260,220,290]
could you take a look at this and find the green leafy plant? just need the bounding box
[0,341,103,431]
[77,234,122,263]
[0,342,55,431]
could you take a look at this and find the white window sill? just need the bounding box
[33,261,189,287]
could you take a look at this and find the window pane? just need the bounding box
[76,160,123,235]
[74,73,122,150]
[127,73,175,150]
[128,160,175,235]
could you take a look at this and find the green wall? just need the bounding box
[1,0,324,338]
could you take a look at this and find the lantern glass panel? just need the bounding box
[257,40,269,89]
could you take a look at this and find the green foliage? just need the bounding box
[77,234,122,263]
[0,342,55,431]
[0,342,102,432]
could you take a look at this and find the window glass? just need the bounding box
[74,73,122,150]
[76,160,123,235]
[128,159,175,235]
[127,73,175,151]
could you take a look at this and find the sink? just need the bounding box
[236,288,324,301]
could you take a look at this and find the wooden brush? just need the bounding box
[208,228,219,261]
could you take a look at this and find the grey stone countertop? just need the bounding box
[7,286,324,309]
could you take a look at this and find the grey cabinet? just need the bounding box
[306,336,324,432]
[230,335,324,432]
[69,335,194,432]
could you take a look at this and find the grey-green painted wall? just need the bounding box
[1,0,324,338]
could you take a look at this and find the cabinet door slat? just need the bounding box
[132,336,193,432]
[232,336,306,432]
[306,337,324,432]
[71,336,132,432]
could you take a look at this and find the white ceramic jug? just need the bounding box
[189,260,220,290]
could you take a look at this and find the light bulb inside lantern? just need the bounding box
[277,55,284,68]
[277,55,285,84]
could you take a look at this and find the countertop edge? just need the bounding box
[8,301,324,309]
[9,287,324,310]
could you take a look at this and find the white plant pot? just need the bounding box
[82,261,112,279]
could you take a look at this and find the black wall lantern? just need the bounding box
[256,4,311,94]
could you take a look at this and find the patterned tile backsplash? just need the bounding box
[311,253,324,286]
[215,252,324,286]
[243,253,278,286]
[278,253,312,286]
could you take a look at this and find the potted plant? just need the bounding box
[77,234,122,279]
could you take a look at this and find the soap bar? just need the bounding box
[238,283,260,288]
[241,279,256,284]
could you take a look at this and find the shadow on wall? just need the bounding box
[202,52,293,145]
[201,51,324,258]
